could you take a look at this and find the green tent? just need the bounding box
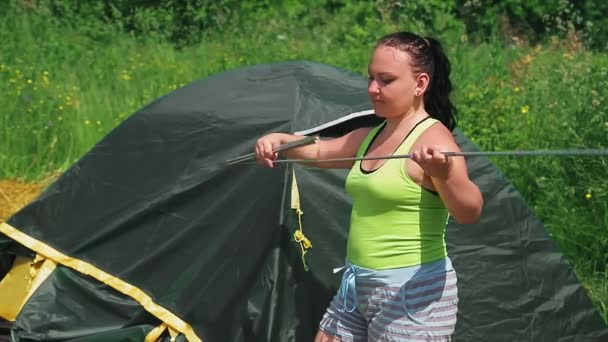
[0,61,606,341]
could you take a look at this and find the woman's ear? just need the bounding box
[415,73,430,97]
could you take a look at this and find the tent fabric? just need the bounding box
[0,221,199,340]
[0,61,607,341]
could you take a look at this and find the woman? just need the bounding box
[255,31,483,342]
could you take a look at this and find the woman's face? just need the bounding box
[367,45,419,119]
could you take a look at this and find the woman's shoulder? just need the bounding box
[416,119,458,147]
[349,124,379,140]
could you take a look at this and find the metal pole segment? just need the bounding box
[269,149,608,164]
[224,135,318,165]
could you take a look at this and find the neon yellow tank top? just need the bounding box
[345,118,449,270]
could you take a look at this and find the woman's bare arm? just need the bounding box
[411,125,483,224]
[255,127,373,169]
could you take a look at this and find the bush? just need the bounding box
[456,0,608,50]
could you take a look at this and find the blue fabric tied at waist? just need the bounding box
[333,264,357,313]
[333,259,453,324]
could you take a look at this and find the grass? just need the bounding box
[0,2,606,325]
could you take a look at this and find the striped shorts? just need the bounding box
[319,257,458,342]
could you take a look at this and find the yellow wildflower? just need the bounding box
[27,79,32,84]
[585,193,592,199]
[521,105,529,114]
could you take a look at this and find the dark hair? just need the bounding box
[376,32,457,130]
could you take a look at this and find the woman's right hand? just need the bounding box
[255,133,284,168]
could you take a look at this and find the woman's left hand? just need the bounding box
[410,145,452,180]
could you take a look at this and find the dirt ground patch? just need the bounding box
[0,177,55,222]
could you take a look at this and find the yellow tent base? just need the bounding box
[0,254,56,321]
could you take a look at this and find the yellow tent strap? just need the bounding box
[291,170,312,271]
[144,323,180,342]
[145,323,168,342]
[168,327,180,341]
[0,254,57,321]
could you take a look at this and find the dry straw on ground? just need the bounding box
[0,175,57,222]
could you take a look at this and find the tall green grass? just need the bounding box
[452,42,608,322]
[1,2,606,324]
